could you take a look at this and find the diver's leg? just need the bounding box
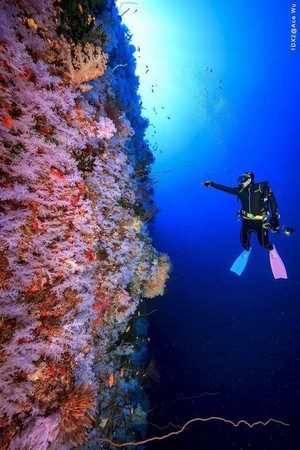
[256,222,287,279]
[231,220,252,275]
[240,219,251,250]
[257,221,273,250]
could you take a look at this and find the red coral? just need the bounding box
[84,250,96,262]
[32,218,38,232]
[50,167,65,179]
[1,113,13,128]
[21,68,36,82]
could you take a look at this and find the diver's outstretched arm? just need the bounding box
[203,181,239,195]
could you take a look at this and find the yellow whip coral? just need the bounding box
[57,383,96,447]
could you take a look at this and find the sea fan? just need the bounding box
[60,39,108,89]
[142,254,172,299]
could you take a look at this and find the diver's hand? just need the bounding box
[270,214,280,233]
[203,180,212,187]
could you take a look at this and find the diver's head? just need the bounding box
[237,172,254,187]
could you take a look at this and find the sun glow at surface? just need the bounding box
[116,0,226,162]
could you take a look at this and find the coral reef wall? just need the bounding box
[0,1,170,448]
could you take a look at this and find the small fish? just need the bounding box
[27,18,39,30]
[108,373,114,388]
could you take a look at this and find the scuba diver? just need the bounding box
[203,172,292,279]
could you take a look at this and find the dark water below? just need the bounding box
[145,225,300,449]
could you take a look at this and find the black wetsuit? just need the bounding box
[211,181,278,250]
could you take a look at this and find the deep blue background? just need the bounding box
[118,0,300,448]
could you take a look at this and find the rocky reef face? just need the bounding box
[0,1,170,448]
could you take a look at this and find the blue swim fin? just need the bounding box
[230,248,252,276]
[269,246,288,279]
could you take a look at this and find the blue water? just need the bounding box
[119,0,300,447]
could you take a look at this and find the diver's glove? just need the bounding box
[269,213,280,233]
[203,180,212,187]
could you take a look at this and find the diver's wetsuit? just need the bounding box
[210,181,278,251]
